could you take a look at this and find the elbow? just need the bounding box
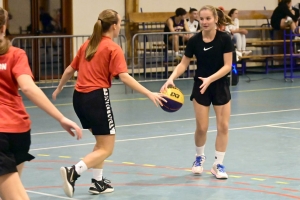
[118,73,129,83]
[20,85,34,95]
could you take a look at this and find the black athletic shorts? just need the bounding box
[0,130,35,176]
[164,34,185,46]
[190,78,231,106]
[73,89,116,135]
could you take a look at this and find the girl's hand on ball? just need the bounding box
[160,80,175,93]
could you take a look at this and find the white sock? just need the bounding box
[74,160,88,175]
[214,151,225,165]
[92,169,103,181]
[175,51,179,56]
[196,145,205,156]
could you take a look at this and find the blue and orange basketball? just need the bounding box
[160,86,184,112]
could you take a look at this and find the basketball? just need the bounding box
[160,86,184,112]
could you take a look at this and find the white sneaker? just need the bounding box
[211,164,228,179]
[242,50,252,56]
[236,50,243,61]
[192,155,206,174]
[285,16,293,25]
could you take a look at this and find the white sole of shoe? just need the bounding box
[60,167,74,197]
[89,188,114,195]
[210,169,228,179]
[192,166,203,174]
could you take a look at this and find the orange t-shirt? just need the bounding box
[71,36,128,93]
[0,46,33,133]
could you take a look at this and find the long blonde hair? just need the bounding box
[85,9,119,61]
[199,5,233,27]
[0,7,10,55]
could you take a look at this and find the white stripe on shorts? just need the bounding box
[103,88,116,134]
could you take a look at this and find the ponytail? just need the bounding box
[85,9,118,61]
[85,19,102,61]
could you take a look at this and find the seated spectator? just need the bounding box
[186,8,200,33]
[216,7,242,61]
[227,8,252,55]
[163,7,191,59]
[271,0,299,33]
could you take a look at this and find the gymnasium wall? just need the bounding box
[0,0,278,35]
[72,0,278,35]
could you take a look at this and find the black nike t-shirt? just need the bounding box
[184,30,234,80]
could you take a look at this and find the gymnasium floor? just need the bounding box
[22,72,300,200]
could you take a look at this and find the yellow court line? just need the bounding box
[276,181,289,184]
[24,86,300,109]
[251,178,265,181]
[37,154,50,156]
[229,175,242,178]
[143,164,156,167]
[122,162,135,165]
[59,156,71,158]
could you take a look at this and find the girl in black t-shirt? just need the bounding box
[161,5,234,179]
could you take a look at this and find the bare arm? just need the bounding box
[118,73,152,96]
[160,56,191,91]
[17,74,82,139]
[18,74,64,121]
[57,65,76,89]
[52,65,76,100]
[184,20,191,32]
[167,18,176,32]
[168,56,191,80]
[198,52,232,94]
[230,29,248,34]
[119,73,166,106]
[209,52,232,82]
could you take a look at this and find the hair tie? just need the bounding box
[98,18,102,21]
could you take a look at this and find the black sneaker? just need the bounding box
[89,178,114,195]
[60,166,80,197]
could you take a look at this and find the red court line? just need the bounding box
[25,183,300,199]
[112,172,128,174]
[235,182,251,185]
[30,160,300,182]
[259,184,275,189]
[282,188,299,192]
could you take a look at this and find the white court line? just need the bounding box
[26,190,78,200]
[31,108,300,136]
[30,120,300,151]
[266,125,300,130]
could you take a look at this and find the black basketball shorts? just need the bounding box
[190,78,231,106]
[73,89,116,135]
[0,130,35,176]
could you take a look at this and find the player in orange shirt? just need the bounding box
[0,7,82,200]
[52,9,166,197]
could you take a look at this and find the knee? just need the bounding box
[172,34,179,40]
[195,125,208,135]
[217,122,229,134]
[94,145,114,157]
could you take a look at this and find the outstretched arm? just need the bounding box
[17,74,82,139]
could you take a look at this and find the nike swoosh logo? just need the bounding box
[96,182,105,190]
[204,47,213,51]
[70,169,74,183]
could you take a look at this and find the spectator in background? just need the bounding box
[39,7,55,33]
[227,8,252,56]
[271,0,299,33]
[186,8,200,33]
[163,7,191,59]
